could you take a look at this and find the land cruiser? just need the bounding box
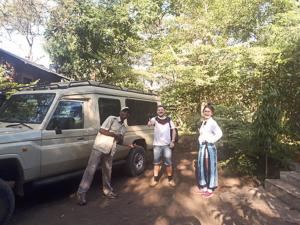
[0,81,158,224]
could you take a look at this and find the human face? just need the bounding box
[203,107,213,120]
[157,106,165,117]
[120,111,130,121]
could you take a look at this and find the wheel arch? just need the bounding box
[132,138,146,150]
[0,157,24,196]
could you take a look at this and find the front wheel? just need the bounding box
[125,146,146,176]
[0,179,15,225]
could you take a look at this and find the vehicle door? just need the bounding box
[125,99,157,150]
[97,97,129,160]
[41,100,91,177]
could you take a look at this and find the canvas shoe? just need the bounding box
[192,186,206,194]
[103,191,118,199]
[77,192,87,206]
[202,191,214,198]
[168,179,176,187]
[150,177,159,187]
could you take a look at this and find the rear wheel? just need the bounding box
[0,179,15,225]
[126,146,146,176]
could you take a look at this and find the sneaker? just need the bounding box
[103,191,118,199]
[168,179,176,187]
[150,177,159,187]
[191,186,206,194]
[203,191,214,198]
[77,192,87,206]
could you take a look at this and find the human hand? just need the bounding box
[115,134,123,144]
[147,119,153,127]
[128,143,136,149]
[170,142,175,149]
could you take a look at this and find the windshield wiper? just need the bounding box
[6,123,33,129]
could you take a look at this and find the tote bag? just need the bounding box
[93,133,115,154]
[93,118,115,153]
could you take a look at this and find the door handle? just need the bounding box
[77,137,85,141]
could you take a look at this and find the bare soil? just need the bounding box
[8,136,300,225]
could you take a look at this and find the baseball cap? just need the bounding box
[121,106,130,113]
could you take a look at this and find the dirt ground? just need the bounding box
[8,138,300,225]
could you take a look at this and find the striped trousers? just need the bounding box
[196,143,218,190]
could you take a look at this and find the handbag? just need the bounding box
[93,118,116,153]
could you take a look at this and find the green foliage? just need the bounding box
[0,65,38,97]
[45,1,132,82]
[151,0,300,177]
[215,105,256,176]
[0,65,18,95]
[42,0,300,177]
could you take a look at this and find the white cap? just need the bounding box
[121,106,130,112]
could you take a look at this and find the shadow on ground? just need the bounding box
[8,140,297,225]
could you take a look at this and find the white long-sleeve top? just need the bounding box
[198,117,222,144]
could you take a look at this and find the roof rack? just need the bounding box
[17,80,156,95]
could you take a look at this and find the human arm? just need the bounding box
[99,116,123,142]
[99,128,122,141]
[169,120,176,148]
[171,128,176,143]
[147,117,155,127]
[206,120,222,143]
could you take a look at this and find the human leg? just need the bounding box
[150,146,163,187]
[201,144,217,198]
[101,153,114,196]
[77,149,102,205]
[197,144,207,189]
[207,144,218,190]
[163,146,175,187]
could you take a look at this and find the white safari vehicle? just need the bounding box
[0,81,158,224]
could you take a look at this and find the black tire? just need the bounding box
[126,146,146,176]
[0,179,15,225]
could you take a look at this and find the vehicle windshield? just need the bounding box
[0,93,55,124]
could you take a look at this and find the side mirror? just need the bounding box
[47,117,62,134]
[55,124,62,134]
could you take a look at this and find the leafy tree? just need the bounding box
[44,0,180,87]
[148,0,299,177]
[0,0,49,60]
[0,63,18,93]
[43,0,299,176]
[45,0,137,85]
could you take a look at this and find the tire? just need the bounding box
[126,146,146,176]
[0,179,15,225]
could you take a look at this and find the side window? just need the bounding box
[98,98,121,124]
[125,99,157,126]
[47,101,84,130]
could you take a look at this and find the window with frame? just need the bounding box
[0,93,55,124]
[47,101,84,130]
[98,98,121,124]
[125,99,157,126]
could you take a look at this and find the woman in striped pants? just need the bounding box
[193,103,222,198]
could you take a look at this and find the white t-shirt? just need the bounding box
[198,117,222,144]
[150,117,176,146]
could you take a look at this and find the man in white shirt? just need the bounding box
[148,105,177,187]
[77,107,130,205]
